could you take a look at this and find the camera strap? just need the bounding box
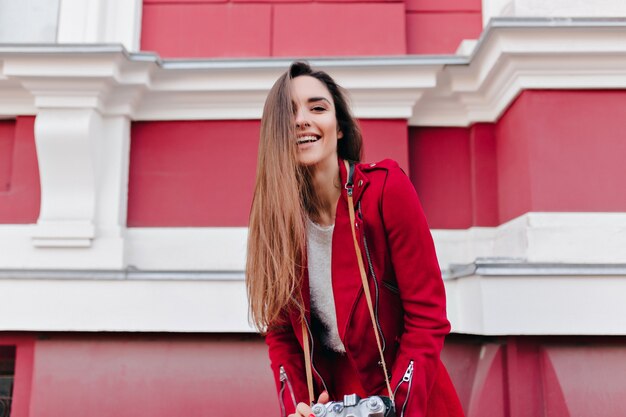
[300,159,394,404]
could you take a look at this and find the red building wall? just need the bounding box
[4,333,626,417]
[406,0,483,54]
[410,90,626,228]
[140,0,481,58]
[127,119,408,227]
[0,117,40,224]
[496,90,626,223]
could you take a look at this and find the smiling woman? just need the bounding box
[246,62,464,417]
[292,76,343,170]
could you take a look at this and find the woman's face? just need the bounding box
[291,75,343,168]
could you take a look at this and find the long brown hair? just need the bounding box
[246,62,363,331]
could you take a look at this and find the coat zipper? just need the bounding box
[357,201,386,352]
[279,365,297,417]
[392,360,414,417]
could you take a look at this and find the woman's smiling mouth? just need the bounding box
[296,135,321,145]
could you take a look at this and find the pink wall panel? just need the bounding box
[359,119,409,173]
[9,332,626,417]
[0,117,41,224]
[524,91,626,213]
[272,3,406,57]
[497,90,626,223]
[0,121,15,192]
[406,12,482,54]
[28,334,277,417]
[128,120,407,227]
[543,342,626,417]
[469,123,498,226]
[140,3,271,58]
[0,334,35,417]
[409,127,473,229]
[128,120,260,227]
[496,93,539,223]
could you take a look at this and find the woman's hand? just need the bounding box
[288,391,330,417]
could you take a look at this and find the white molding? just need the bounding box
[0,272,624,335]
[433,213,626,270]
[2,213,626,334]
[0,225,125,269]
[32,109,99,247]
[0,278,253,332]
[2,212,624,271]
[482,0,515,27]
[57,0,143,52]
[1,20,626,125]
[445,274,626,335]
[514,0,626,18]
[0,0,60,43]
[125,228,248,271]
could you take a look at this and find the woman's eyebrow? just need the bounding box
[307,97,331,105]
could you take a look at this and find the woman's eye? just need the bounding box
[312,106,326,112]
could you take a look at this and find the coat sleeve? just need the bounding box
[265,317,310,416]
[380,166,450,416]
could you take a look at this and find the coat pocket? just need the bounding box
[279,365,297,417]
[393,360,414,417]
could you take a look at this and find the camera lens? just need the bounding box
[367,397,382,411]
[312,403,326,417]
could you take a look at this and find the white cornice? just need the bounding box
[0,18,625,125]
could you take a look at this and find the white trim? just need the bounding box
[1,19,626,125]
[0,272,624,335]
[125,228,248,271]
[482,0,515,27]
[445,274,626,335]
[57,0,143,51]
[2,212,625,271]
[0,278,254,332]
[2,212,626,334]
[513,0,626,18]
[432,213,626,270]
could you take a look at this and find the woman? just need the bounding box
[246,62,464,417]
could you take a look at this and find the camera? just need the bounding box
[312,394,395,417]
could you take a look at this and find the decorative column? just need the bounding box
[1,50,146,268]
[33,108,100,247]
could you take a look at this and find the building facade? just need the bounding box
[1,1,626,416]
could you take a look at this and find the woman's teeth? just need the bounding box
[297,135,319,144]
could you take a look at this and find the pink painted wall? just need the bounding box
[141,0,406,58]
[406,0,483,54]
[0,117,40,224]
[496,90,626,223]
[443,335,626,417]
[5,333,626,417]
[127,119,408,227]
[409,126,474,229]
[0,334,35,417]
[359,119,409,173]
[127,120,260,227]
[409,90,626,229]
[26,334,276,417]
[140,0,480,57]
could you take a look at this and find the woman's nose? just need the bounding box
[295,109,310,128]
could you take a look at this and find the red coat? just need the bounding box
[265,158,464,417]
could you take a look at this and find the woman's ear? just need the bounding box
[338,129,344,139]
